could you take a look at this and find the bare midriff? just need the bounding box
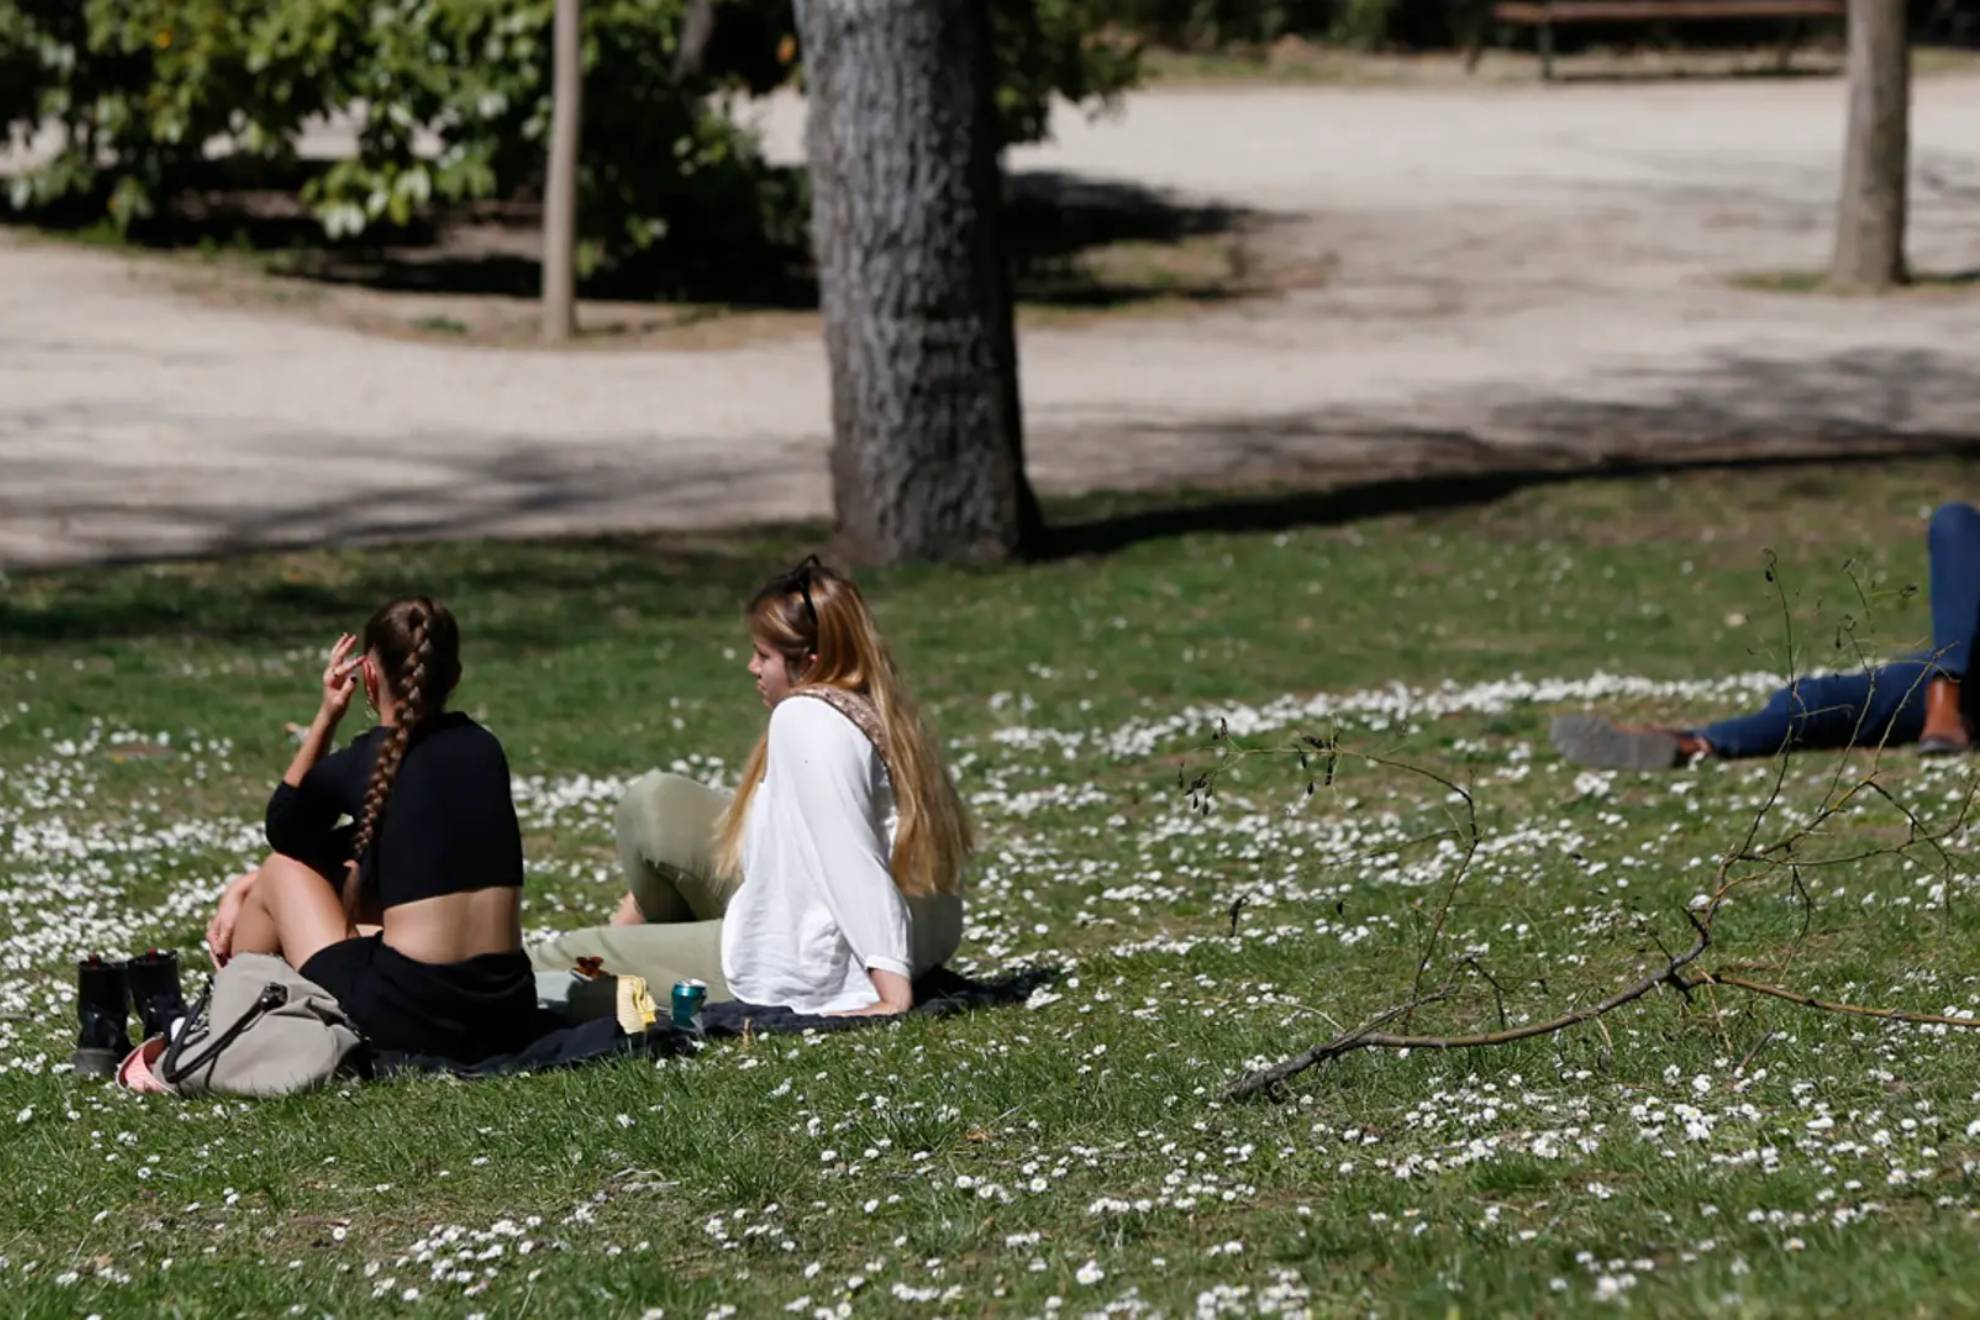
[381,886,523,964]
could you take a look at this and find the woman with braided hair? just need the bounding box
[530,557,968,1017]
[207,597,542,1062]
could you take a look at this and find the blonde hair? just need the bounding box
[713,559,971,899]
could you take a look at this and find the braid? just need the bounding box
[344,606,437,915]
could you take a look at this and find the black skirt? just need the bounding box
[300,935,544,1064]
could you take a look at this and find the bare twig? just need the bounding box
[1186,733,1485,1029]
[1394,765,1479,1027]
[1221,993,1448,1102]
[1195,557,1980,1103]
[1781,865,1814,977]
[1858,777,1975,925]
[1735,1028,1779,1076]
[1465,956,1510,1030]
[1222,913,1711,1101]
[1686,971,1980,1031]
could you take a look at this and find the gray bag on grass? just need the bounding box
[154,952,366,1097]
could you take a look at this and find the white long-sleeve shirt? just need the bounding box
[720,695,964,1013]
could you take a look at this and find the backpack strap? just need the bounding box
[788,685,889,771]
[160,980,288,1086]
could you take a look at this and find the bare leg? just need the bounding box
[230,854,356,970]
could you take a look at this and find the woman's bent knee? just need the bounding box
[260,852,329,888]
[617,771,714,833]
[617,772,723,871]
[249,855,352,968]
[258,851,341,890]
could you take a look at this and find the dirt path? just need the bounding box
[6,75,1980,570]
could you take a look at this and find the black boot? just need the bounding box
[71,956,133,1078]
[127,949,189,1041]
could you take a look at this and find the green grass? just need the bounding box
[1731,269,1980,296]
[410,313,470,336]
[8,460,1980,1315]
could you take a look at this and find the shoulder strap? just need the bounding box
[161,980,288,1085]
[788,686,890,771]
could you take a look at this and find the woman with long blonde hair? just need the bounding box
[529,557,969,1015]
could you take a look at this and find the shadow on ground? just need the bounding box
[1042,444,1980,559]
[1044,344,1980,553]
[1540,62,1841,85]
[0,522,802,649]
[8,166,1252,312]
[5,344,1979,588]
[1004,172,1253,309]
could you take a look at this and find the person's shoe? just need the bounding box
[1551,715,1709,771]
[71,956,133,1078]
[126,949,189,1041]
[1918,677,1970,757]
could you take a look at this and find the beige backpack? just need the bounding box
[123,953,366,1097]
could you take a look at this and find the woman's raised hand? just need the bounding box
[319,633,363,720]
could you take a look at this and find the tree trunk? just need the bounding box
[541,0,583,341]
[1829,0,1909,292]
[796,0,1044,565]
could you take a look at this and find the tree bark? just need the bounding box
[674,0,719,80]
[796,0,1044,565]
[541,0,583,341]
[1829,0,1909,292]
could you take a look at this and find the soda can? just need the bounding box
[671,978,708,1031]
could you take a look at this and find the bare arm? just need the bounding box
[837,967,913,1017]
[225,634,363,967]
[769,702,917,1017]
[285,632,361,787]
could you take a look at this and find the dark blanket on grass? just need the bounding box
[372,966,1055,1079]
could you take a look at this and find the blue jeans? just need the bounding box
[1698,502,1980,759]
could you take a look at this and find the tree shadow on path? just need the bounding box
[8,166,1252,313]
[1041,344,1980,557]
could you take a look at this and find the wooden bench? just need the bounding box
[1468,0,1847,80]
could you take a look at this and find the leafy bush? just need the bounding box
[297,0,806,284]
[1088,0,1335,47]
[0,0,1140,288]
[995,0,1145,147]
[3,0,320,224]
[0,0,801,286]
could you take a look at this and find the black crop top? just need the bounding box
[265,711,524,907]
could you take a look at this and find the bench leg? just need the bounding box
[1776,17,1801,72]
[1538,19,1555,81]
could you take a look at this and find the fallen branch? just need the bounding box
[1686,971,1980,1031]
[1199,577,1980,1102]
[1224,937,1980,1103]
[1220,998,1432,1102]
[1222,913,1710,1101]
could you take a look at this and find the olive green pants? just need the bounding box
[528,771,740,1008]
